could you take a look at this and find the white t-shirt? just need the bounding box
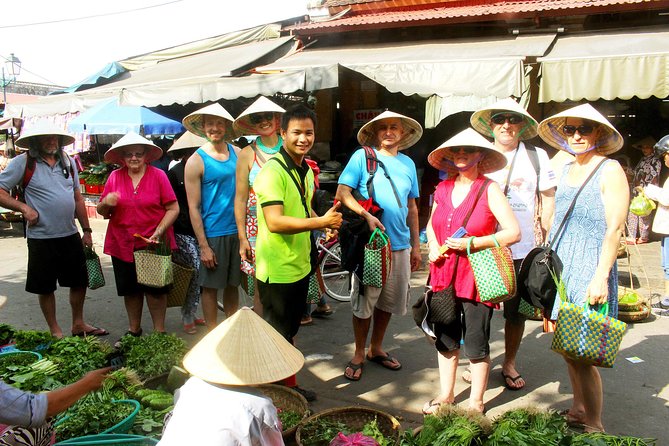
[486,142,557,259]
[158,377,284,446]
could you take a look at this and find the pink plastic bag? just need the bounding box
[329,432,380,446]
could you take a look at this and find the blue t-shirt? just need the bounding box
[338,147,419,251]
[197,145,237,238]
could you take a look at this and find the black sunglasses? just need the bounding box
[562,125,595,136]
[249,113,275,124]
[449,146,479,154]
[491,113,524,125]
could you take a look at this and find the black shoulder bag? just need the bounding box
[518,159,607,314]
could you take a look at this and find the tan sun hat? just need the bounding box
[470,98,538,140]
[16,121,75,149]
[631,136,656,151]
[182,103,236,140]
[167,131,207,154]
[182,307,304,386]
[233,97,285,136]
[104,132,163,164]
[538,104,623,156]
[357,110,423,151]
[428,127,507,176]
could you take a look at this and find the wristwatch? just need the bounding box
[82,227,93,233]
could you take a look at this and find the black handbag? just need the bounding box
[518,159,607,314]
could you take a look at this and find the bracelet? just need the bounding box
[82,227,92,233]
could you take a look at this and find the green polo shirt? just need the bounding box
[254,149,314,284]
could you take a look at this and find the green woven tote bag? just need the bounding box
[84,246,105,290]
[466,235,516,304]
[362,229,392,288]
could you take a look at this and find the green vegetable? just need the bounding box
[362,418,390,446]
[417,406,489,446]
[568,432,656,446]
[619,292,640,305]
[277,409,302,431]
[13,330,55,351]
[148,396,174,410]
[0,352,39,376]
[4,358,60,392]
[46,336,111,384]
[299,417,349,446]
[119,333,187,380]
[55,392,134,440]
[485,408,566,446]
[130,406,172,439]
[0,324,16,345]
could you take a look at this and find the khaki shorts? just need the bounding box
[351,249,411,319]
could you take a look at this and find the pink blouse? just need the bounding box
[429,176,498,307]
[101,165,177,263]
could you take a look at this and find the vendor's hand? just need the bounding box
[82,232,93,248]
[103,192,120,207]
[79,367,113,392]
[239,238,253,263]
[585,275,609,306]
[201,245,218,269]
[23,206,39,226]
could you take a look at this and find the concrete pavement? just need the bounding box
[0,218,667,442]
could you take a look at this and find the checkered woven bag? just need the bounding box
[518,298,543,320]
[166,261,194,307]
[134,250,173,288]
[362,229,392,288]
[84,246,105,290]
[307,269,326,304]
[466,235,516,303]
[551,301,627,368]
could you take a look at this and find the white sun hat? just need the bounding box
[538,104,623,156]
[182,307,304,386]
[15,121,75,149]
[167,131,207,154]
[233,97,285,136]
[182,103,236,140]
[104,132,163,164]
[428,127,507,176]
[470,98,539,141]
[357,110,423,151]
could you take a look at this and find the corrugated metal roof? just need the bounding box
[294,0,665,30]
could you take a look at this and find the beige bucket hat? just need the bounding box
[182,307,304,386]
[428,127,507,176]
[357,110,423,151]
[182,103,236,140]
[631,136,656,151]
[233,97,285,136]
[470,98,538,140]
[15,121,75,149]
[167,131,207,154]
[104,132,163,164]
[538,104,623,156]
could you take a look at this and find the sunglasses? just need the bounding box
[123,151,146,159]
[449,146,479,154]
[491,113,524,125]
[249,113,275,124]
[562,125,595,136]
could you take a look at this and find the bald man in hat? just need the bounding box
[0,122,107,338]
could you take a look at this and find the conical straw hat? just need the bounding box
[167,131,207,153]
[233,97,285,136]
[470,97,538,140]
[357,110,423,151]
[182,103,236,140]
[182,307,304,386]
[16,121,75,149]
[428,127,507,176]
[104,132,163,164]
[538,104,623,156]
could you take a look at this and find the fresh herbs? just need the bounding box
[47,336,112,384]
[362,418,390,446]
[119,333,187,380]
[0,324,15,345]
[567,433,656,446]
[277,408,302,431]
[55,393,134,440]
[485,408,567,445]
[300,418,350,445]
[2,357,60,392]
[13,330,55,351]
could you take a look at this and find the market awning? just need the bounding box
[538,29,669,103]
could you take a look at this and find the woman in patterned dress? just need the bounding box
[538,104,628,433]
[233,97,285,316]
[627,136,660,244]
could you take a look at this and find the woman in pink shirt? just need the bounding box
[97,133,178,337]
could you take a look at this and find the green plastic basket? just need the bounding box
[0,350,42,361]
[53,434,158,445]
[101,399,141,434]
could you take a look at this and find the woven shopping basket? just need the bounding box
[84,246,105,290]
[258,384,309,440]
[362,229,392,288]
[295,406,401,445]
[166,262,194,307]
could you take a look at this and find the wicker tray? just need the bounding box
[258,384,309,440]
[618,304,651,323]
[295,406,401,445]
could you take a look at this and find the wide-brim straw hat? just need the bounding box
[428,127,507,176]
[167,131,207,154]
[538,104,623,156]
[470,98,538,140]
[631,136,656,151]
[182,103,236,140]
[357,110,423,151]
[182,307,304,386]
[233,97,285,136]
[15,121,75,149]
[104,132,163,164]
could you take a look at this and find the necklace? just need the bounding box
[256,136,282,155]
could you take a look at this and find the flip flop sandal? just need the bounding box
[558,409,586,429]
[183,323,197,335]
[311,307,333,317]
[422,399,442,415]
[344,361,364,381]
[72,326,109,337]
[501,371,525,390]
[366,353,402,371]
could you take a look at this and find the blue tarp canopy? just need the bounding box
[51,62,127,95]
[67,98,184,135]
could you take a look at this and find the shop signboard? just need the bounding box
[353,109,383,128]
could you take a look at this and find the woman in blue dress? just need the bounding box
[538,104,628,433]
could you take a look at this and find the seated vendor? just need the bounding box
[158,307,305,446]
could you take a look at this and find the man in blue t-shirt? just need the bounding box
[336,111,422,381]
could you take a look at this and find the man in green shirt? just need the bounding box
[253,104,342,401]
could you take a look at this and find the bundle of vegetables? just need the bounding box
[55,392,135,440]
[300,418,391,446]
[13,330,55,351]
[484,408,567,445]
[400,406,490,446]
[567,432,656,445]
[46,336,112,385]
[1,357,60,392]
[118,333,187,380]
[0,323,15,345]
[80,162,113,186]
[277,408,303,432]
[0,351,39,376]
[127,378,174,438]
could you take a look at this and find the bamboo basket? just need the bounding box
[258,384,309,440]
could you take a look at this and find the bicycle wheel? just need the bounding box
[319,241,352,302]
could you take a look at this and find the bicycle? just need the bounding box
[316,233,353,302]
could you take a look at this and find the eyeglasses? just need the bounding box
[491,113,524,125]
[249,113,275,124]
[562,125,595,136]
[449,146,479,154]
[122,151,146,159]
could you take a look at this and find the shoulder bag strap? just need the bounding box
[548,158,607,250]
[268,155,310,218]
[502,149,520,197]
[363,146,402,208]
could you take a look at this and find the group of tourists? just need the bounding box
[4,93,668,442]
